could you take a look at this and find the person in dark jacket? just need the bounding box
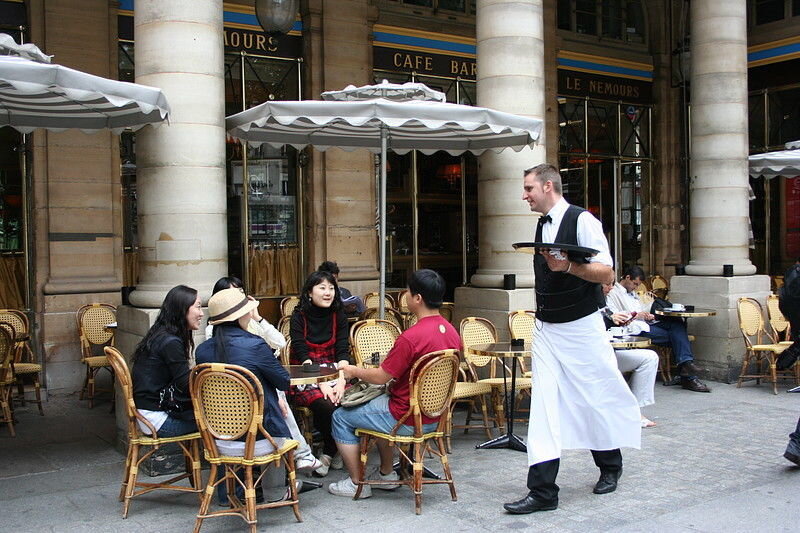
[779,261,800,466]
[289,270,352,475]
[131,285,203,437]
[195,287,291,454]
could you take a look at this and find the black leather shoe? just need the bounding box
[784,451,800,467]
[681,376,711,392]
[503,495,558,514]
[679,361,703,376]
[593,469,621,494]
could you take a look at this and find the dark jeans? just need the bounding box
[642,321,694,367]
[309,397,339,457]
[526,449,622,502]
[787,416,800,457]
[157,415,197,437]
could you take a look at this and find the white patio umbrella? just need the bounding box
[0,34,170,133]
[749,141,800,179]
[226,81,543,316]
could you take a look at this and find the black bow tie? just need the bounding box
[538,215,552,226]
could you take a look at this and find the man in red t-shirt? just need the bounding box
[328,269,461,498]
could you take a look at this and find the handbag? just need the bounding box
[339,380,386,408]
[158,383,188,417]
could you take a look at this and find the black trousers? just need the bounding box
[526,449,622,502]
[309,397,339,457]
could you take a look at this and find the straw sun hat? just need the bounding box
[207,288,260,326]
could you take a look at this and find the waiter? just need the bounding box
[504,164,641,514]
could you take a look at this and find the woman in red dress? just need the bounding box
[289,270,351,475]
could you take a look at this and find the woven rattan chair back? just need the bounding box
[351,319,401,367]
[0,322,14,385]
[280,296,300,318]
[278,316,291,340]
[360,307,404,330]
[508,310,536,344]
[767,294,791,341]
[0,309,26,341]
[737,297,773,346]
[634,280,650,300]
[460,317,497,369]
[364,292,395,310]
[405,312,419,330]
[397,290,410,313]
[104,347,146,437]
[413,350,459,421]
[649,275,669,299]
[77,303,116,353]
[439,302,454,324]
[192,365,258,444]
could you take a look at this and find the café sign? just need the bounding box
[558,69,652,104]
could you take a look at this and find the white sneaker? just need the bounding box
[330,453,344,470]
[328,477,371,499]
[314,454,332,477]
[296,455,323,473]
[368,467,400,490]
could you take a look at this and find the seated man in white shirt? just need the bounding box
[605,266,711,393]
[601,282,658,428]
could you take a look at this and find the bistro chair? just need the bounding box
[460,317,531,430]
[447,373,493,452]
[736,298,795,394]
[353,349,459,515]
[276,316,292,365]
[397,289,410,314]
[76,303,117,408]
[350,319,401,367]
[508,310,536,377]
[649,275,669,300]
[439,302,455,324]
[404,312,419,330]
[190,362,302,532]
[634,280,650,300]
[766,293,792,343]
[363,292,395,310]
[0,322,16,436]
[0,309,44,415]
[360,307,404,331]
[105,347,202,519]
[280,296,300,318]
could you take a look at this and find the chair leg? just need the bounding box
[33,374,43,415]
[770,358,779,395]
[80,365,89,400]
[122,443,140,518]
[492,390,505,430]
[87,368,97,409]
[435,436,457,502]
[194,463,217,533]
[413,439,424,515]
[244,466,257,533]
[119,443,134,502]
[16,378,25,406]
[463,399,474,431]
[285,450,303,522]
[190,440,202,496]
[354,435,370,500]
[737,350,752,388]
[1,387,15,437]
[478,395,493,440]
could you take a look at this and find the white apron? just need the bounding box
[527,311,641,466]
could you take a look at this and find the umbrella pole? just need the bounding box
[379,127,387,320]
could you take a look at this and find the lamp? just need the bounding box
[255,0,298,35]
[436,163,462,186]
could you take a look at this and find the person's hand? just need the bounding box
[278,396,289,418]
[610,312,631,325]
[641,312,655,322]
[540,248,571,273]
[332,379,346,404]
[247,296,263,322]
[339,362,356,380]
[319,382,336,403]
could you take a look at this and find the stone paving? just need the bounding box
[1,380,799,532]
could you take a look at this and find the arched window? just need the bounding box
[557,0,646,44]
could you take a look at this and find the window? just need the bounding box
[755,0,785,24]
[557,0,645,43]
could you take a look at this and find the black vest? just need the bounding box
[534,204,605,323]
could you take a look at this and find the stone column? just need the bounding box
[455,0,544,337]
[128,0,227,308]
[685,0,754,277]
[672,0,770,382]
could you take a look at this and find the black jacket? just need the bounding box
[195,325,291,439]
[131,334,194,420]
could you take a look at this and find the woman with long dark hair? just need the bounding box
[289,270,351,475]
[132,285,202,437]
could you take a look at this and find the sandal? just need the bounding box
[641,417,656,428]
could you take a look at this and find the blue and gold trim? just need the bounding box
[557,51,653,82]
[117,0,303,36]
[372,24,475,59]
[748,36,800,68]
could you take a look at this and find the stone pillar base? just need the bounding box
[115,305,209,475]
[454,287,536,341]
[669,274,770,383]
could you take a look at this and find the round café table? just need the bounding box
[283,364,340,386]
[467,342,531,453]
[654,307,716,319]
[609,335,652,349]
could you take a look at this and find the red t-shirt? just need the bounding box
[380,315,461,424]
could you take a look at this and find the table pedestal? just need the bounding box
[475,355,527,453]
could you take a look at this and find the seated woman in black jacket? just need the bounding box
[131,285,203,437]
[195,287,291,456]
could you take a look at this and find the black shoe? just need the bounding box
[593,468,622,494]
[784,451,800,467]
[679,361,703,376]
[503,495,558,514]
[681,376,711,393]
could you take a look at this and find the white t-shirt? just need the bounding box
[204,318,286,350]
[539,197,614,268]
[137,409,168,435]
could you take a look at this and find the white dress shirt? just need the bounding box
[540,197,614,267]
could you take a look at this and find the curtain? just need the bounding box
[248,245,299,297]
[124,250,139,286]
[0,255,25,309]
